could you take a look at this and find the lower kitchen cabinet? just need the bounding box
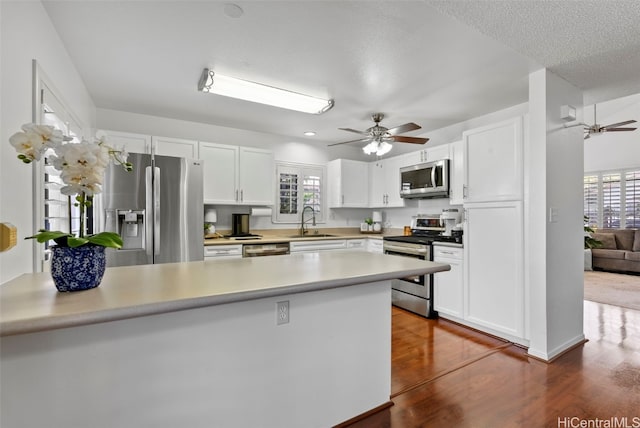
[433,245,464,319]
[346,239,366,250]
[367,238,384,254]
[464,201,524,341]
[204,245,243,260]
[290,239,347,253]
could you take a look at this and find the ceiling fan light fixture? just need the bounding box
[363,140,392,156]
[197,69,334,114]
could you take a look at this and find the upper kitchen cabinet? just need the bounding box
[238,147,274,205]
[449,140,464,205]
[328,159,369,208]
[462,116,523,203]
[369,156,405,208]
[199,142,273,206]
[100,130,151,155]
[405,144,451,165]
[151,136,198,158]
[98,131,198,158]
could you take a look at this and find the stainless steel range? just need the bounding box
[383,214,462,319]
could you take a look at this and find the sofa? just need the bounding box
[591,228,640,274]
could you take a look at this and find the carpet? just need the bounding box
[584,271,640,311]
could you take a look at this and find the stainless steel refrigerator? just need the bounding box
[98,153,203,267]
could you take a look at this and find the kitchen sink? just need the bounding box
[287,234,336,239]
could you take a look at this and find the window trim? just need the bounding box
[273,161,326,224]
[584,167,640,229]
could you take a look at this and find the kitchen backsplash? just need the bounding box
[206,198,461,232]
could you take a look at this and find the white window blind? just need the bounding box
[584,169,640,229]
[625,170,640,228]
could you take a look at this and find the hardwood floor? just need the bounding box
[347,303,640,427]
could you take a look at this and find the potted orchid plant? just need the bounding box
[9,123,132,291]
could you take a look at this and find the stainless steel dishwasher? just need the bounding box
[242,242,290,257]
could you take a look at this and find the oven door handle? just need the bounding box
[383,244,428,256]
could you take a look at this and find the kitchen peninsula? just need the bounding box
[0,251,449,428]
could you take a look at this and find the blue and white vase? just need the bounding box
[50,245,106,292]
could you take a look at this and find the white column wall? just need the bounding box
[0,1,95,284]
[527,69,585,360]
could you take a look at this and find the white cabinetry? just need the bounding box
[238,147,274,205]
[368,156,405,207]
[204,244,243,260]
[464,201,524,340]
[433,245,464,319]
[151,136,198,158]
[290,239,347,253]
[346,239,367,250]
[328,159,369,207]
[405,144,451,165]
[367,238,384,254]
[449,140,464,205]
[199,142,273,205]
[462,117,523,203]
[98,131,198,158]
[99,130,151,155]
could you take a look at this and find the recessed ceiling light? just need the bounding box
[224,3,244,18]
[304,131,316,136]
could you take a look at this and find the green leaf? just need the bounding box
[86,232,123,249]
[25,230,72,243]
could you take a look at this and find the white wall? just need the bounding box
[0,1,96,284]
[584,93,640,173]
[528,69,585,361]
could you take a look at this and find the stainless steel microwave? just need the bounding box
[400,159,449,199]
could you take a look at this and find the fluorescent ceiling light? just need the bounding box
[197,69,334,114]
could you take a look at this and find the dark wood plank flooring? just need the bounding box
[348,302,640,427]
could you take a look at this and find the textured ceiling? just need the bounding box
[427,0,640,104]
[40,1,640,150]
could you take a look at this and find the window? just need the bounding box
[584,169,640,229]
[275,162,325,223]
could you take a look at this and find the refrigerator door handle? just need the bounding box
[154,166,161,256]
[145,166,153,258]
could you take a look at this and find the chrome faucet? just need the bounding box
[299,205,316,236]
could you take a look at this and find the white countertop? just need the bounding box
[0,251,449,337]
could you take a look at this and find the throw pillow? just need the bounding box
[592,233,616,249]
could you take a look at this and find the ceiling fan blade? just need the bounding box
[603,119,637,128]
[604,127,637,132]
[386,122,421,135]
[328,138,371,147]
[338,127,368,135]
[392,135,429,144]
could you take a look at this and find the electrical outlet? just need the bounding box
[276,301,289,325]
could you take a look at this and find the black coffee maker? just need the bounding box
[231,213,250,236]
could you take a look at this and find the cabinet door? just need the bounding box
[328,159,368,207]
[199,142,238,204]
[463,116,523,203]
[100,130,151,154]
[464,201,524,339]
[449,140,464,205]
[425,144,450,162]
[239,147,274,205]
[368,161,386,207]
[383,156,405,207]
[152,136,198,158]
[433,247,464,318]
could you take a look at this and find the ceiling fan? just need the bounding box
[328,113,429,155]
[567,104,637,139]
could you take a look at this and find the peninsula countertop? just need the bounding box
[0,251,449,337]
